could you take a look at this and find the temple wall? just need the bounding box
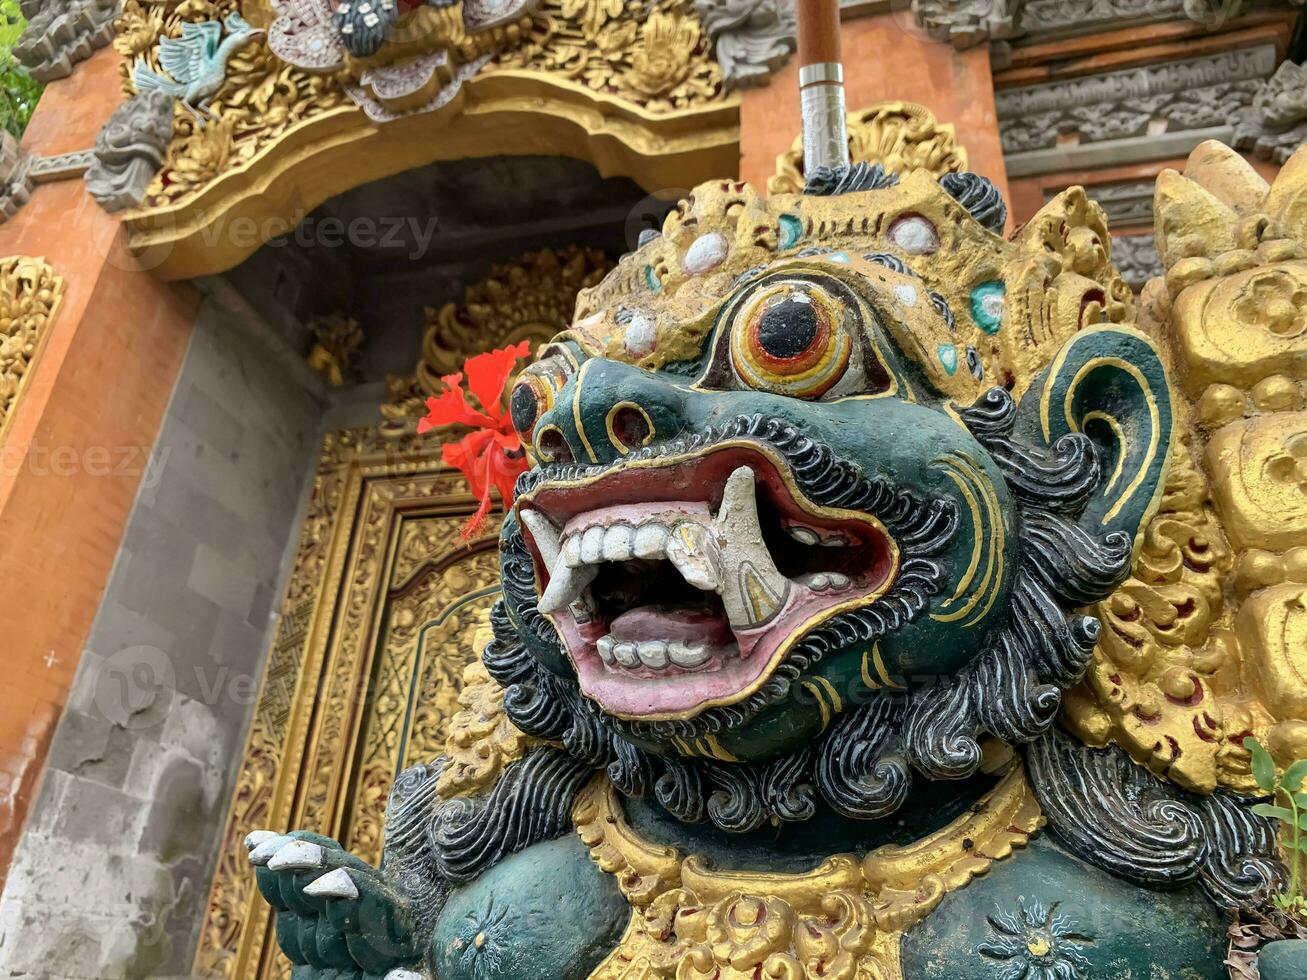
[0,297,328,979]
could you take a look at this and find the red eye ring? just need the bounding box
[730,281,852,399]
[510,373,554,441]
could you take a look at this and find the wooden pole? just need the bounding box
[797,0,850,177]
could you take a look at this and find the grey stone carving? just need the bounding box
[1111,234,1163,290]
[85,91,176,213]
[997,45,1276,155]
[913,0,1305,49]
[1235,60,1307,164]
[695,0,796,91]
[910,0,1020,48]
[0,133,34,224]
[12,0,119,83]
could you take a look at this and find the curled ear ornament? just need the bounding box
[1017,325,1174,544]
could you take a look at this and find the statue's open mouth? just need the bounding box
[515,442,899,720]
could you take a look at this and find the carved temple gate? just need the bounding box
[193,246,614,978]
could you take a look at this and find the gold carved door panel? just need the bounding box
[193,430,502,980]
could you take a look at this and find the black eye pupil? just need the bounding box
[510,382,539,433]
[757,297,819,359]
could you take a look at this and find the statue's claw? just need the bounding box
[246,828,422,979]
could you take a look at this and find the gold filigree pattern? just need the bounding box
[767,101,968,196]
[493,0,721,113]
[1062,142,1307,792]
[436,655,541,800]
[569,174,1132,405]
[576,759,1044,980]
[381,245,613,437]
[192,427,504,979]
[115,0,350,210]
[0,256,65,442]
[305,314,363,389]
[115,0,724,219]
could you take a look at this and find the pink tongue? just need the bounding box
[609,606,733,646]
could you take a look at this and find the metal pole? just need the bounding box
[797,0,850,175]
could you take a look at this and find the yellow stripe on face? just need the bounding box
[800,680,833,731]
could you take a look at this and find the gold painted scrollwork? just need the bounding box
[767,101,968,196]
[1063,142,1307,791]
[577,757,1044,980]
[0,256,65,441]
[380,245,613,437]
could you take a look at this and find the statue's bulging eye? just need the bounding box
[511,358,568,442]
[731,282,852,398]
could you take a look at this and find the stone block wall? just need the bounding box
[0,298,326,979]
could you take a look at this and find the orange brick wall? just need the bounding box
[740,12,1010,213]
[0,46,198,889]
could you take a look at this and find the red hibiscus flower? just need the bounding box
[418,340,533,540]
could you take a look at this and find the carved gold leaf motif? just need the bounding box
[0,256,64,443]
[1063,142,1307,791]
[768,101,968,195]
[577,761,1044,980]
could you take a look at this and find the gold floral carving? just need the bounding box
[115,1,734,280]
[193,426,504,978]
[576,760,1044,980]
[115,0,350,206]
[381,245,613,437]
[305,314,363,389]
[0,256,64,442]
[436,651,540,800]
[767,102,968,196]
[1062,141,1307,791]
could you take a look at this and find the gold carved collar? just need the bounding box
[572,758,1045,980]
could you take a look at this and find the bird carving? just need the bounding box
[131,12,264,123]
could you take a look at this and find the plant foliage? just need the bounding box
[1245,736,1307,918]
[0,0,41,138]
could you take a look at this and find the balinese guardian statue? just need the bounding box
[247,141,1307,980]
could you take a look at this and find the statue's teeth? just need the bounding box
[664,521,723,591]
[520,508,561,568]
[713,466,790,629]
[538,561,596,615]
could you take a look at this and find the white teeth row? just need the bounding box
[596,636,713,670]
[786,523,849,547]
[524,465,855,627]
[563,522,671,566]
[798,571,851,592]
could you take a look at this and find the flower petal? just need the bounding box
[463,341,532,421]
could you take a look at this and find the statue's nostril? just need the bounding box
[536,426,573,465]
[608,403,653,453]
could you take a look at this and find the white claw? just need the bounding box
[267,840,326,871]
[538,562,597,615]
[384,971,426,980]
[249,835,294,866]
[519,509,561,569]
[245,830,278,852]
[303,867,360,900]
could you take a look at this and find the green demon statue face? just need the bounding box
[492,166,1174,830]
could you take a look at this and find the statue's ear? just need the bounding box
[1013,326,1173,543]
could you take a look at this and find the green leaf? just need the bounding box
[1299,837,1307,855]
[1295,792,1307,809]
[1252,802,1294,822]
[1246,736,1278,792]
[1284,760,1307,793]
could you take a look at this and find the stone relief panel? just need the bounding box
[997,45,1276,156]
